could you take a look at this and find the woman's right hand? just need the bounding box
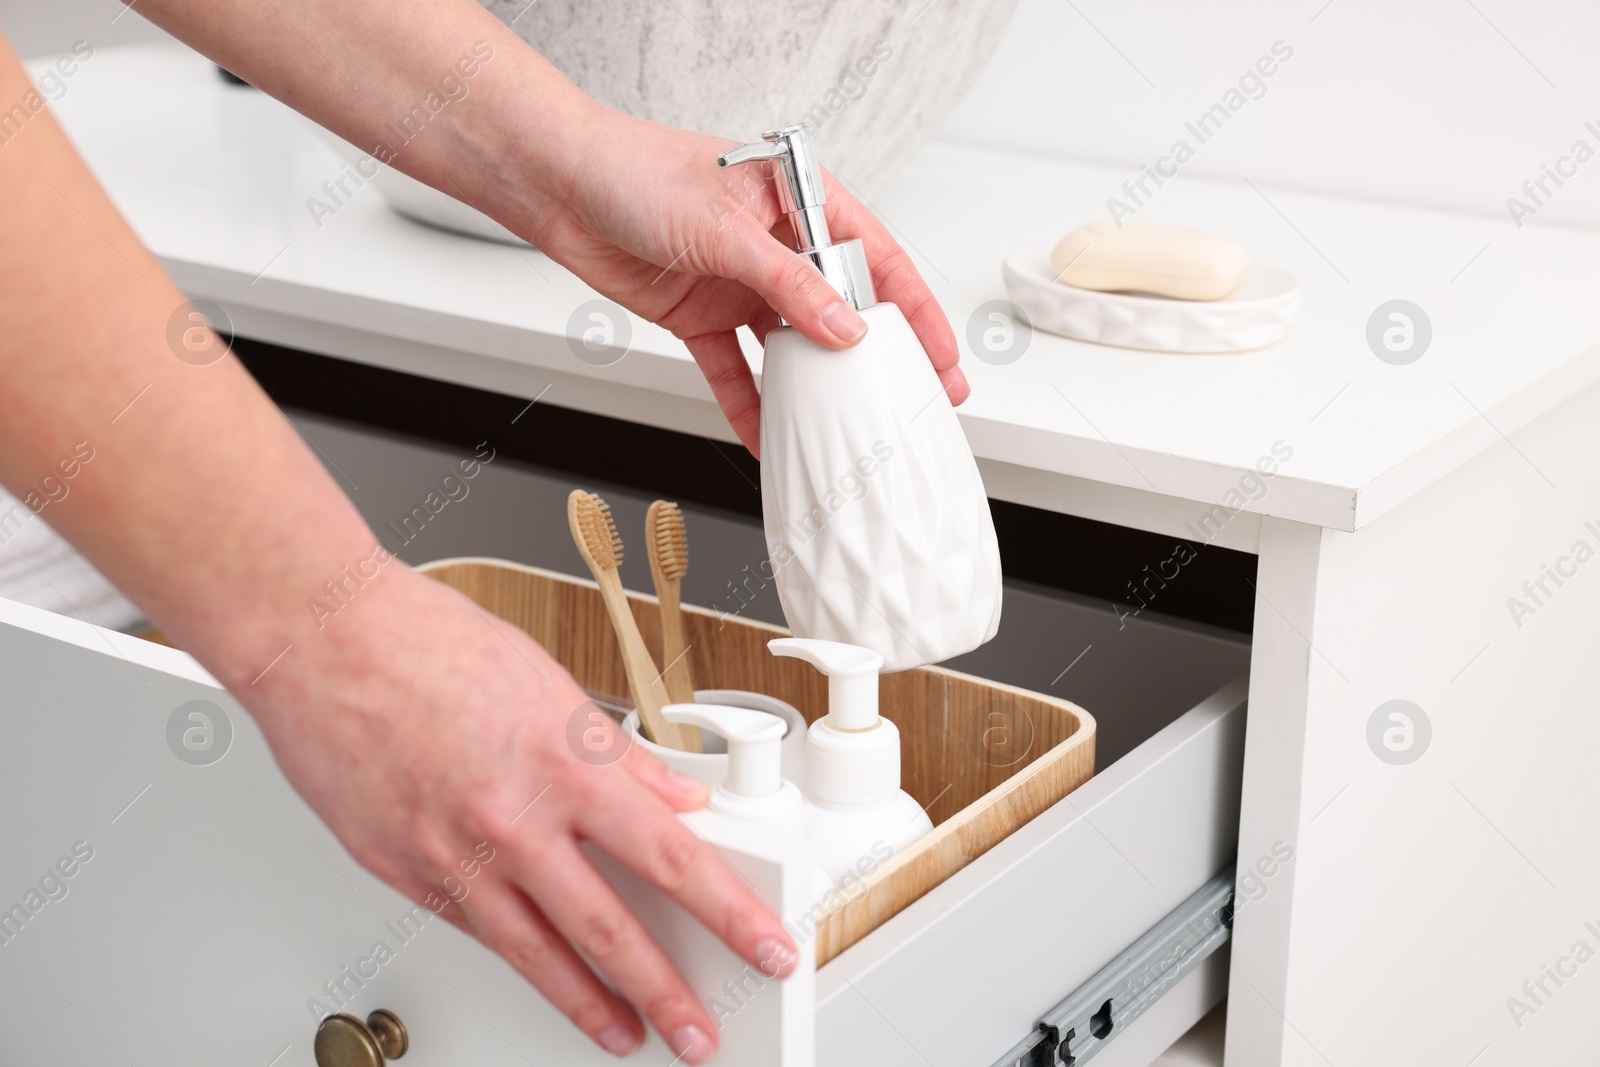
[476,104,967,458]
[244,565,798,1063]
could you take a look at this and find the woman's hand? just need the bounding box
[248,565,796,1064]
[490,107,968,456]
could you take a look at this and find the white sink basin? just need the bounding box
[327,0,1020,244]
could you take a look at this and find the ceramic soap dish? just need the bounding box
[1003,251,1301,354]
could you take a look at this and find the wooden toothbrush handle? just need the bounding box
[657,586,698,708]
[596,574,701,752]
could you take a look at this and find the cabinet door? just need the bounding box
[0,598,813,1066]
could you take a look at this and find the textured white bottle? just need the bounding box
[759,303,1002,671]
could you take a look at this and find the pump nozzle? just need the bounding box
[662,703,799,818]
[769,638,919,830]
[716,124,876,312]
[716,141,786,169]
[768,637,882,732]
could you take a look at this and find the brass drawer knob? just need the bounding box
[314,1009,408,1067]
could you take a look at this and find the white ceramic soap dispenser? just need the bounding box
[767,637,933,883]
[718,125,1003,672]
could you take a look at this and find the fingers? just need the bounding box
[432,899,472,934]
[704,218,869,352]
[683,329,762,457]
[937,363,972,407]
[621,745,712,812]
[514,836,723,1065]
[463,879,646,1058]
[820,179,970,404]
[575,776,799,982]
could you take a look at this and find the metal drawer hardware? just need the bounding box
[314,1009,409,1067]
[991,870,1235,1067]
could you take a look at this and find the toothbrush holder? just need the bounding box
[623,689,808,788]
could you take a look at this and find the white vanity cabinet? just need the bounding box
[16,42,1600,1067]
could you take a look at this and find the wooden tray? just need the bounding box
[420,557,1096,967]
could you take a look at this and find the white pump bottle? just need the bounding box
[767,637,932,884]
[661,702,835,904]
[718,125,1003,672]
[661,703,805,833]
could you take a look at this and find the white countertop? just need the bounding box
[50,44,1600,532]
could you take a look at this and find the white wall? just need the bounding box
[935,0,1600,230]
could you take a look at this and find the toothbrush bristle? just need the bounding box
[573,491,623,570]
[650,501,689,580]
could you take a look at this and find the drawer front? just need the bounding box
[0,600,809,1066]
[816,680,1247,1067]
[1,594,1241,1067]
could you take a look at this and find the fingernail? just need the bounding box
[666,768,709,796]
[670,1025,713,1064]
[951,366,970,395]
[754,937,797,978]
[598,1025,641,1056]
[821,301,868,344]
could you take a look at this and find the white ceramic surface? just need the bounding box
[1003,252,1302,354]
[623,688,808,788]
[357,0,1018,242]
[759,304,1003,672]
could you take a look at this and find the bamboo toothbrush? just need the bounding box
[567,490,701,752]
[646,501,697,708]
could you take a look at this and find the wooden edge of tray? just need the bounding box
[809,674,1096,966]
[132,556,1097,966]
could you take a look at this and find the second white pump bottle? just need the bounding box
[768,637,931,883]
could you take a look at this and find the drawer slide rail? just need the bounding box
[989,870,1235,1067]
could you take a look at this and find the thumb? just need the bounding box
[709,221,869,349]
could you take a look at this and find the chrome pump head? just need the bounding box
[717,124,877,313]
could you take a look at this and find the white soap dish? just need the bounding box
[1002,251,1300,354]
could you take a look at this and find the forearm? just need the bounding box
[0,35,385,692]
[132,0,595,240]
[133,0,964,451]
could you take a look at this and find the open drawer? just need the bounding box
[0,567,1245,1067]
[819,681,1245,1067]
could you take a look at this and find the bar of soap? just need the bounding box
[1051,223,1252,301]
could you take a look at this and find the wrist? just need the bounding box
[218,555,429,719]
[446,47,614,245]
[187,530,414,696]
